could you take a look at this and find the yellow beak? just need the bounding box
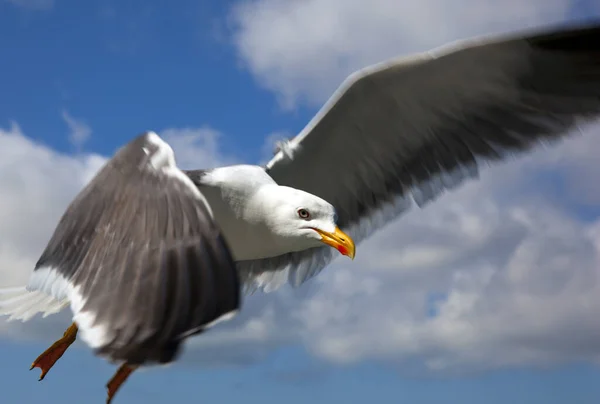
[312,226,356,259]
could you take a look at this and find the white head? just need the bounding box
[257,185,355,258]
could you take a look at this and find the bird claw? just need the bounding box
[30,323,78,381]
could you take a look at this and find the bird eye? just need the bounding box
[297,208,310,219]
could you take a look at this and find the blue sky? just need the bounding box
[2,0,600,403]
[0,0,307,160]
[4,342,600,404]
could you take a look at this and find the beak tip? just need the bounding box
[317,226,356,260]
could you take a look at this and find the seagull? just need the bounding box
[1,20,600,402]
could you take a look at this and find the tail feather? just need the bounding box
[0,287,68,321]
[9,293,53,321]
[42,299,68,318]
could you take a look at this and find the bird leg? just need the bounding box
[30,322,78,381]
[106,363,138,404]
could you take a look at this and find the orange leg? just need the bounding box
[30,322,78,381]
[106,363,138,404]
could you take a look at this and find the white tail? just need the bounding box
[0,287,67,322]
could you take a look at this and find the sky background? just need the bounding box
[2,0,600,403]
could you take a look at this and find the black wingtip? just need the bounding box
[527,20,600,51]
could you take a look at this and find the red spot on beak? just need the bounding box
[337,245,348,256]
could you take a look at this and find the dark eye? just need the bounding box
[297,208,310,219]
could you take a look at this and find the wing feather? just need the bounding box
[21,132,240,365]
[242,22,600,292]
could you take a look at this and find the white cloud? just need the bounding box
[4,0,53,11]
[229,0,599,108]
[0,123,103,283]
[2,119,600,373]
[61,110,92,150]
[162,126,240,170]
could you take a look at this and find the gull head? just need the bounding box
[260,185,356,259]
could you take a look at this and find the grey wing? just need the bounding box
[241,22,600,293]
[28,137,240,365]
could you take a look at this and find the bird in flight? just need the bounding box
[1,20,600,403]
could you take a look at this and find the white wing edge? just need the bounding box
[264,22,572,170]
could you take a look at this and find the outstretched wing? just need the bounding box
[238,22,600,294]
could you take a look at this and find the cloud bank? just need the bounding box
[229,0,598,108]
[2,0,600,375]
